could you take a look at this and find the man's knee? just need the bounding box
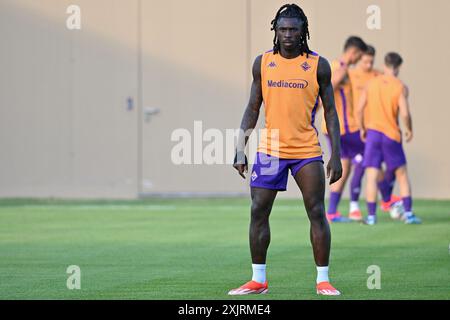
[395,165,407,177]
[366,167,379,181]
[251,198,272,221]
[306,201,326,221]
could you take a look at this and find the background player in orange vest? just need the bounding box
[346,45,379,220]
[230,4,342,296]
[350,46,404,216]
[357,52,422,225]
[323,36,367,223]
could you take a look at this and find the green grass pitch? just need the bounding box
[0,198,448,300]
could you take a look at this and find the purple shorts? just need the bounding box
[326,131,365,160]
[250,152,324,191]
[363,129,406,170]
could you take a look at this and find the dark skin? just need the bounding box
[233,17,342,266]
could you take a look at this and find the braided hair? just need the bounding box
[270,3,311,56]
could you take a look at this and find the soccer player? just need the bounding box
[229,4,342,296]
[357,52,422,225]
[322,36,368,222]
[349,46,402,217]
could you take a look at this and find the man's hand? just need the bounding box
[398,86,413,144]
[404,129,413,142]
[360,128,367,142]
[326,155,342,185]
[233,151,248,179]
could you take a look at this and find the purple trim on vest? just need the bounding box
[311,96,319,136]
[339,88,350,134]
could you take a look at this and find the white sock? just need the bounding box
[350,201,360,212]
[316,266,329,284]
[252,264,266,284]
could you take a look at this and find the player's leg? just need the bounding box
[293,161,340,295]
[249,187,278,265]
[378,168,402,212]
[327,157,351,222]
[349,157,365,220]
[228,187,277,295]
[324,134,348,222]
[394,165,421,224]
[395,165,411,197]
[347,131,367,221]
[377,169,391,204]
[382,134,421,224]
[229,152,286,295]
[247,153,284,265]
[384,168,397,197]
[365,167,379,224]
[362,130,384,225]
[294,162,329,266]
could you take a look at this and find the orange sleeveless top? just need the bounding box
[365,74,404,142]
[258,50,322,159]
[321,60,359,135]
[349,68,380,125]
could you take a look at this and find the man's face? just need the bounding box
[359,54,375,72]
[276,17,303,51]
[348,47,363,65]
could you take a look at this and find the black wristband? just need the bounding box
[234,151,248,165]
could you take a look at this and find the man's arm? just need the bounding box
[233,55,263,178]
[331,62,348,88]
[317,56,342,184]
[398,85,413,142]
[356,87,368,141]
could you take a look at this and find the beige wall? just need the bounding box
[0,0,449,199]
[0,0,140,198]
[139,0,249,195]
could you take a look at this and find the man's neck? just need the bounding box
[280,47,302,59]
[384,69,396,77]
[356,65,372,73]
